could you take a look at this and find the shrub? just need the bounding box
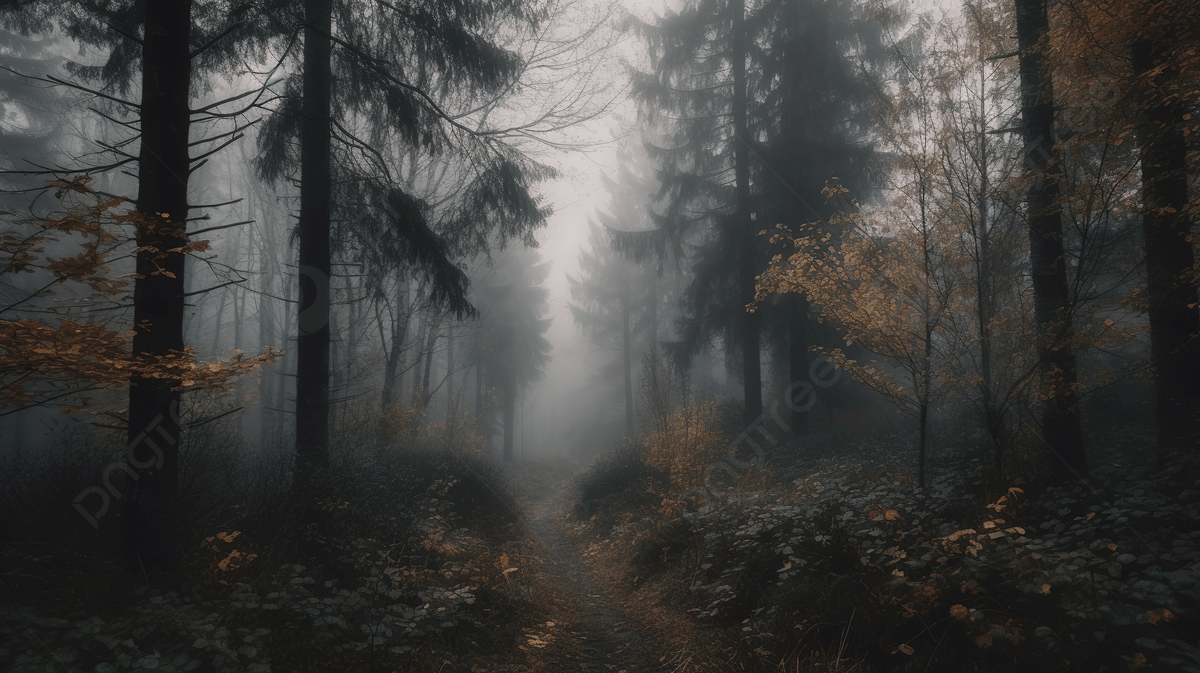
[643,400,727,492]
[574,439,666,517]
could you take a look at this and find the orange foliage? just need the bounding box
[1,176,280,413]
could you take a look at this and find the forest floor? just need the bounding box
[3,428,1198,672]
[504,461,739,673]
[506,463,651,672]
[553,425,1200,672]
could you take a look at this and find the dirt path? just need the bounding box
[514,465,652,672]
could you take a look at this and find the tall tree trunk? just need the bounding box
[295,0,333,483]
[502,378,515,462]
[446,327,454,420]
[970,1,1005,479]
[1132,35,1200,459]
[475,356,484,435]
[1015,0,1086,484]
[731,0,761,425]
[420,320,438,410]
[381,279,407,408]
[622,294,633,436]
[919,322,933,489]
[210,289,227,356]
[233,282,244,435]
[121,0,193,581]
[788,294,809,434]
[648,266,659,358]
[260,255,275,445]
[409,310,428,399]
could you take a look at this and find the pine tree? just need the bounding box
[631,0,761,423]
[569,220,656,436]
[255,0,557,481]
[752,0,890,432]
[632,0,891,425]
[475,247,552,461]
[1,0,279,579]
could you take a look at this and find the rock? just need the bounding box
[1118,553,1136,564]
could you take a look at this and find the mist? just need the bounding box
[1,0,1197,671]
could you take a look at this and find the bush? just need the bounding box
[643,400,728,492]
[574,439,666,518]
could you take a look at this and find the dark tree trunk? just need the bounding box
[503,378,515,462]
[731,0,761,425]
[409,308,429,398]
[420,320,438,410]
[972,42,1006,480]
[622,294,634,435]
[788,294,809,434]
[210,289,227,356]
[295,0,333,483]
[919,323,932,489]
[1015,0,1085,484]
[380,282,407,408]
[446,328,454,420]
[1132,36,1200,459]
[648,265,659,358]
[121,0,193,581]
[475,356,484,435]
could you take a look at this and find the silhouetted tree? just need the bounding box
[476,247,551,461]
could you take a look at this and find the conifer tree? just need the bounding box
[0,0,278,578]
[475,247,552,461]
[255,0,560,481]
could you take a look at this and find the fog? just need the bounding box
[1,0,1196,670]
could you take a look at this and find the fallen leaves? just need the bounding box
[1144,608,1175,625]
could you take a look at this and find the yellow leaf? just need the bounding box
[898,643,914,655]
[1145,608,1175,625]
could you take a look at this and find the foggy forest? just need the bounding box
[1,0,1198,671]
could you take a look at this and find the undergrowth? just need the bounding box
[568,406,1200,672]
[0,397,539,673]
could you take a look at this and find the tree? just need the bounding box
[756,180,957,488]
[1,0,279,578]
[569,220,655,436]
[630,0,761,424]
[630,0,892,426]
[931,1,1034,481]
[476,246,551,461]
[256,0,603,482]
[752,0,892,432]
[1047,0,1200,458]
[1014,0,1086,483]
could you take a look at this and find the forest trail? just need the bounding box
[512,464,653,673]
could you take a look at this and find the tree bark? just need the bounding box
[622,293,634,436]
[121,0,193,581]
[788,294,809,434]
[502,378,515,462]
[381,279,407,408]
[731,0,761,425]
[295,0,333,483]
[1132,35,1200,459]
[1015,0,1086,483]
[419,319,438,410]
[446,327,454,420]
[475,356,484,435]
